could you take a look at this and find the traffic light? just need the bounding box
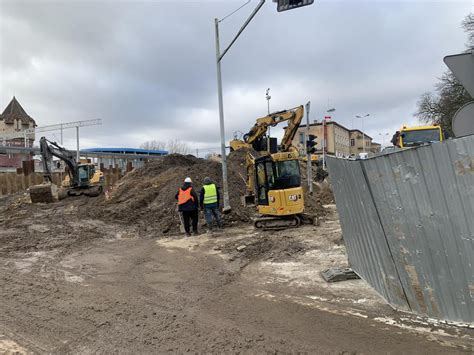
[306,134,317,154]
[275,0,315,12]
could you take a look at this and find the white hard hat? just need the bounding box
[184,177,192,183]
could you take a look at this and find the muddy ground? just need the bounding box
[0,194,473,354]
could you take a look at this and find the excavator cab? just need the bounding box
[77,164,95,186]
[63,163,104,194]
[254,156,301,206]
[253,152,304,214]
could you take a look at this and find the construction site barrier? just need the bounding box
[327,135,474,325]
[0,168,122,197]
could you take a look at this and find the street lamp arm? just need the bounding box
[218,0,266,61]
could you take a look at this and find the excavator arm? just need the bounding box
[243,105,304,152]
[39,137,79,187]
[279,105,304,152]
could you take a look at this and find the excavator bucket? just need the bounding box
[29,183,58,203]
[242,194,255,207]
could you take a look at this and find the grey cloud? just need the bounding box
[1,0,472,150]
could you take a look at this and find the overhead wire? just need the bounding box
[218,0,251,23]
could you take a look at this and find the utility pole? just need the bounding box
[215,17,231,213]
[76,126,80,162]
[266,88,271,152]
[378,132,389,147]
[213,0,315,212]
[214,0,266,213]
[355,114,370,154]
[305,101,312,194]
[266,88,271,114]
[322,108,335,169]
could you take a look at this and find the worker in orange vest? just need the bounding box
[175,177,199,237]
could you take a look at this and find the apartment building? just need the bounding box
[293,121,379,158]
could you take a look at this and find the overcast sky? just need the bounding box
[1,0,472,152]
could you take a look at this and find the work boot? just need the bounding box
[185,232,191,238]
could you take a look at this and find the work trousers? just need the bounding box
[182,210,199,234]
[204,206,222,229]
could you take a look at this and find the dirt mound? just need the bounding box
[318,183,334,205]
[83,152,254,236]
[221,235,311,263]
[77,150,330,236]
[0,195,116,256]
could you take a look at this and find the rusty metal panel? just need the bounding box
[327,135,474,324]
[326,157,410,310]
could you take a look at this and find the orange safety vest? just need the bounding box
[178,188,194,205]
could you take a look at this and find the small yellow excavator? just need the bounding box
[29,137,104,203]
[236,105,316,229]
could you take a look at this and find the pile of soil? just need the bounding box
[318,183,334,205]
[0,195,116,256]
[79,149,331,236]
[221,235,311,263]
[84,152,253,235]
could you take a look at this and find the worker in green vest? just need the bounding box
[199,177,223,231]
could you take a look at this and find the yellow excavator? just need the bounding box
[234,105,316,229]
[29,137,104,203]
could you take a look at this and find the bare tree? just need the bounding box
[167,139,190,154]
[415,13,473,135]
[463,13,473,49]
[140,139,190,154]
[140,140,166,151]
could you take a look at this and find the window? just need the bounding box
[273,160,301,189]
[299,132,305,145]
[350,138,355,146]
[401,128,441,147]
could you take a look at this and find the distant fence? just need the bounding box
[0,168,123,197]
[327,135,474,324]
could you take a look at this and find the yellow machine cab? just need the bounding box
[398,125,443,148]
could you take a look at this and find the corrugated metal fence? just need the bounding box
[327,135,474,324]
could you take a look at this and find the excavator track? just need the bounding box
[253,213,318,231]
[254,215,301,230]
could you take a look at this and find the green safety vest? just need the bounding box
[203,184,218,205]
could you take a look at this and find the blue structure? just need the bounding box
[82,147,168,156]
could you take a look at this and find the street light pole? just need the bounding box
[378,132,389,147]
[213,0,314,212]
[214,0,266,213]
[266,88,271,115]
[322,108,335,169]
[76,126,80,162]
[214,18,231,212]
[355,114,370,153]
[305,101,312,194]
[266,88,271,152]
